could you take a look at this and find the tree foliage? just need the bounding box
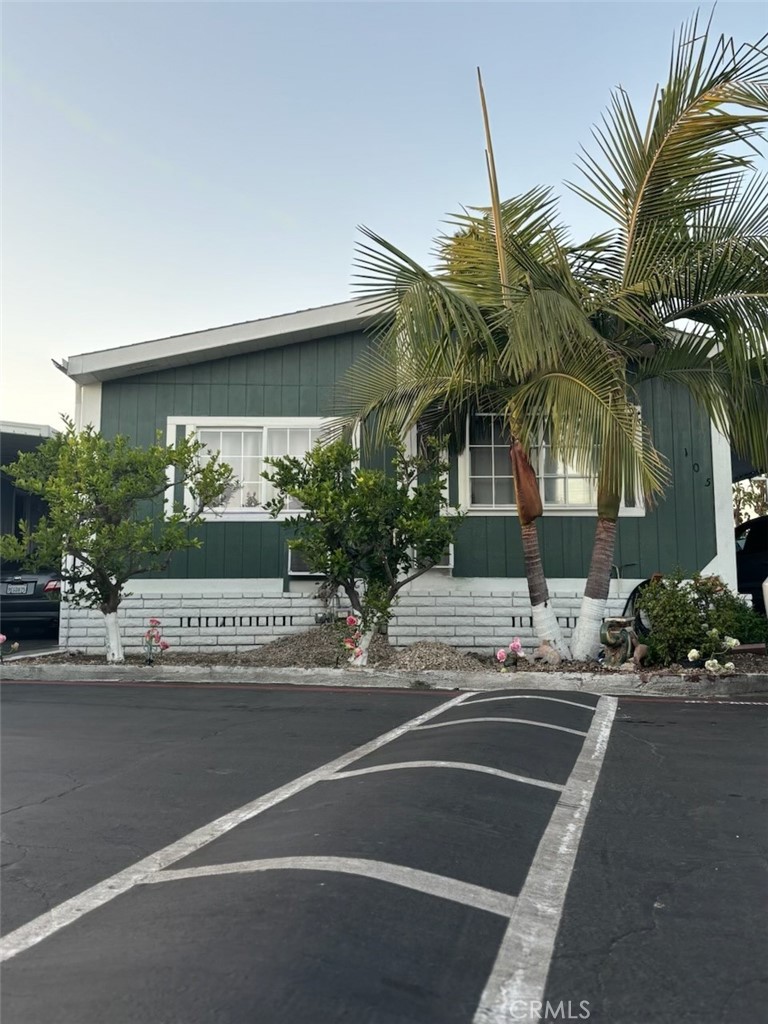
[262,434,463,632]
[733,476,768,526]
[0,419,235,617]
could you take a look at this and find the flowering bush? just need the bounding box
[496,638,524,672]
[341,614,363,662]
[143,618,170,665]
[636,570,767,667]
[0,633,20,662]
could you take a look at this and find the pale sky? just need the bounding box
[2,1,765,427]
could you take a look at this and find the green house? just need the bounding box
[58,300,735,654]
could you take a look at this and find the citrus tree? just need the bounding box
[0,419,235,663]
[262,434,462,666]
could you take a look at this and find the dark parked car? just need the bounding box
[0,563,61,637]
[736,515,768,614]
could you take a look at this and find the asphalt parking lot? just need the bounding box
[1,681,766,1023]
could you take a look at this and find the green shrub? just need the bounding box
[636,570,768,666]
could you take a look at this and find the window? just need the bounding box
[166,417,325,519]
[461,414,643,516]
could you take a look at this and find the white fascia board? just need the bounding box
[700,420,738,589]
[64,299,373,384]
[74,383,103,431]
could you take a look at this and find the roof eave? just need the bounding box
[64,299,374,384]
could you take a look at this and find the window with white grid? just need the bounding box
[461,414,642,515]
[166,417,325,518]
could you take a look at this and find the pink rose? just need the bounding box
[0,634,6,645]
[148,618,161,627]
[343,638,355,649]
[159,640,170,651]
[346,615,358,627]
[496,649,507,662]
[509,638,522,654]
[353,647,363,658]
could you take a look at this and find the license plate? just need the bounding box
[6,584,29,595]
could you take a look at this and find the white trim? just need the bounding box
[74,382,102,431]
[166,416,330,429]
[699,421,737,589]
[63,299,371,384]
[460,506,645,518]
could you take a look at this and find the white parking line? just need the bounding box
[333,760,565,792]
[473,695,618,1024]
[145,855,518,917]
[415,717,588,738]
[467,695,598,711]
[0,690,475,963]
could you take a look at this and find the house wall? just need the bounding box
[60,328,726,656]
[456,378,717,580]
[96,330,718,583]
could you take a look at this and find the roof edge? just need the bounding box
[64,299,374,384]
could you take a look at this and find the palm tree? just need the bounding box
[568,12,768,656]
[335,13,766,659]
[336,191,667,657]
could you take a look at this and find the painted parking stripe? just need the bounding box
[332,760,565,793]
[466,695,598,711]
[473,695,618,1024]
[415,717,589,738]
[0,689,475,963]
[145,855,518,917]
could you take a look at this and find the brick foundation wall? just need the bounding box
[59,585,631,657]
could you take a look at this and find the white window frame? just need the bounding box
[458,414,645,518]
[165,416,330,522]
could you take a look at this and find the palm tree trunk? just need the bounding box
[571,491,621,660]
[510,441,570,658]
[520,521,571,658]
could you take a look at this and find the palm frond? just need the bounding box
[567,12,768,283]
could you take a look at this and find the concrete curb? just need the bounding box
[1,661,767,698]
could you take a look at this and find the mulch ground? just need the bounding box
[13,624,768,676]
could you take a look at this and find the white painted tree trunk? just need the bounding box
[103,611,124,664]
[349,625,376,668]
[531,602,571,659]
[571,595,607,661]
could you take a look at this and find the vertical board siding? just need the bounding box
[100,331,372,579]
[452,379,716,579]
[100,340,718,581]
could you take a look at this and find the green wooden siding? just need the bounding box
[100,331,369,579]
[453,378,716,579]
[100,335,717,581]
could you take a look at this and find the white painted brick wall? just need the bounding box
[58,584,629,656]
